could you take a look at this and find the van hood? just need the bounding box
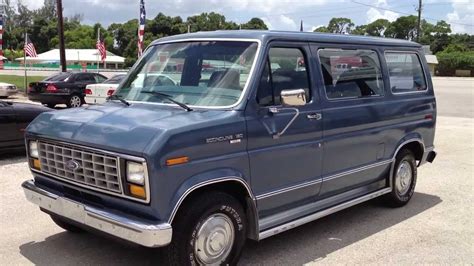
[27,102,230,155]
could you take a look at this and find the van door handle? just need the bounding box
[307,113,322,120]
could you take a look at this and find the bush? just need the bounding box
[436,51,474,76]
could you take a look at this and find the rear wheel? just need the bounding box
[50,215,83,233]
[67,95,83,108]
[384,149,417,207]
[166,192,247,266]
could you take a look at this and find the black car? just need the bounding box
[0,100,50,153]
[28,72,107,108]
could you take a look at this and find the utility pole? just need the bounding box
[416,0,422,42]
[56,0,66,72]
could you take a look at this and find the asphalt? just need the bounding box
[0,77,472,265]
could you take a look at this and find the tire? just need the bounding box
[67,95,83,108]
[384,149,417,207]
[50,215,83,233]
[165,192,247,266]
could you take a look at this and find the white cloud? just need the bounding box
[366,7,399,23]
[446,0,474,34]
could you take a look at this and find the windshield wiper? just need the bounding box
[141,91,193,112]
[107,94,130,106]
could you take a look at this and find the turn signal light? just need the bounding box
[32,159,41,170]
[166,156,189,166]
[129,184,146,199]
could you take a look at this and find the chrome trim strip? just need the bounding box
[323,159,393,182]
[256,179,322,200]
[22,180,172,247]
[168,177,257,224]
[125,38,263,110]
[258,187,392,240]
[29,138,150,204]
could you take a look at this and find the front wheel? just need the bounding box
[166,192,247,266]
[384,149,417,207]
[67,95,83,108]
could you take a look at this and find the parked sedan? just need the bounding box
[28,72,107,108]
[0,82,19,99]
[85,74,127,104]
[0,100,50,153]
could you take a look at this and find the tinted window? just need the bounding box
[43,73,72,82]
[75,74,95,82]
[104,75,126,84]
[319,49,384,99]
[257,47,310,106]
[385,52,427,93]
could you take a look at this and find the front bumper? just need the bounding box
[22,180,172,247]
[0,89,18,97]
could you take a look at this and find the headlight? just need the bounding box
[126,161,145,185]
[29,141,39,158]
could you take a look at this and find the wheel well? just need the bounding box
[172,180,259,240]
[399,141,424,162]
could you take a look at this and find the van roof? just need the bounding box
[152,30,421,48]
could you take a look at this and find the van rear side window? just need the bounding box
[385,52,427,93]
[318,49,384,100]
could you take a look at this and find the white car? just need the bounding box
[0,82,19,98]
[85,74,127,104]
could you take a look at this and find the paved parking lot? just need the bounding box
[0,77,473,265]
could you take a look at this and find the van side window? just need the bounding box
[385,52,427,93]
[257,47,310,106]
[318,49,384,99]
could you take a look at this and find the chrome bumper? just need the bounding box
[22,180,172,248]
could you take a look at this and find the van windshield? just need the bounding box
[116,41,259,107]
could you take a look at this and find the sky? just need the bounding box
[13,0,474,34]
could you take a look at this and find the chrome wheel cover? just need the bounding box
[396,161,413,195]
[70,96,82,108]
[194,213,235,265]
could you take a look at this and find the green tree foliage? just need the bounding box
[241,18,268,30]
[313,26,330,33]
[327,17,354,34]
[385,15,419,40]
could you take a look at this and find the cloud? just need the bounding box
[446,0,474,34]
[366,7,399,23]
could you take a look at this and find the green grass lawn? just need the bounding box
[0,75,45,91]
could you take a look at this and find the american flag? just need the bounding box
[24,34,38,58]
[137,0,146,57]
[96,32,107,62]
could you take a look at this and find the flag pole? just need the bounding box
[97,27,100,73]
[24,32,27,93]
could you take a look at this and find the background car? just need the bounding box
[0,82,19,99]
[0,100,50,154]
[27,72,107,108]
[85,74,127,104]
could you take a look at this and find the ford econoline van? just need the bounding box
[22,31,436,265]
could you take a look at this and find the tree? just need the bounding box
[385,15,418,40]
[327,17,354,34]
[352,25,367,35]
[241,18,268,30]
[313,26,330,33]
[365,19,390,37]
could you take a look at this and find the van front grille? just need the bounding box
[38,141,122,193]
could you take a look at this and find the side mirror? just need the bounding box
[281,89,307,107]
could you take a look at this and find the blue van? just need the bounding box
[22,31,436,265]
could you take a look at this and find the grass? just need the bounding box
[0,75,46,91]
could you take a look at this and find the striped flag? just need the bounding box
[24,34,38,58]
[96,31,107,62]
[137,0,146,57]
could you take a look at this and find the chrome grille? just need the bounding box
[38,141,122,193]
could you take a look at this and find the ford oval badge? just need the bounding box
[66,160,81,171]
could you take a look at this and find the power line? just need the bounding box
[350,0,473,27]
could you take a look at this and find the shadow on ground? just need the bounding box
[18,192,441,265]
[0,150,27,166]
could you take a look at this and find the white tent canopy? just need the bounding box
[16,49,125,64]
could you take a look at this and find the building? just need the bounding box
[423,45,438,75]
[16,49,126,69]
